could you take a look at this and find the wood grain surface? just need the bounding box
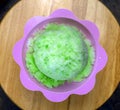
[0,0,120,110]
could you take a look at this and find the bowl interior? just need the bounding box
[22,17,96,92]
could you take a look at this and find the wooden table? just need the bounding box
[0,0,120,110]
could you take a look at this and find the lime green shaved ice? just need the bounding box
[33,24,88,80]
[25,23,95,88]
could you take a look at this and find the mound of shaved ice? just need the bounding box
[25,23,95,88]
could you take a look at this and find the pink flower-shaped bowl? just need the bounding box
[12,9,108,102]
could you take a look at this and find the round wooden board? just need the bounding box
[0,0,120,110]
